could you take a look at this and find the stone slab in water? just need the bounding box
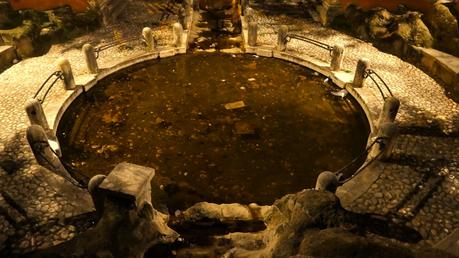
[99,162,155,208]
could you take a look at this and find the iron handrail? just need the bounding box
[286,34,334,54]
[94,36,143,59]
[364,69,393,100]
[335,136,388,185]
[33,71,64,103]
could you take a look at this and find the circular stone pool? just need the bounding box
[57,53,370,211]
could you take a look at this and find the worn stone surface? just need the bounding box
[99,162,155,209]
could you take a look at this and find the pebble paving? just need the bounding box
[0,2,458,254]
[249,3,459,246]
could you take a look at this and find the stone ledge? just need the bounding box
[415,47,459,89]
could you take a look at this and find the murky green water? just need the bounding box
[58,53,369,211]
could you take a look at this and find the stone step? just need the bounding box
[393,175,443,221]
[0,191,28,226]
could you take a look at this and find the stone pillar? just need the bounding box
[178,7,186,28]
[142,27,155,52]
[88,174,107,218]
[173,22,183,48]
[330,44,345,71]
[57,58,76,90]
[241,0,248,16]
[369,122,398,161]
[25,99,49,130]
[315,171,339,193]
[248,21,257,47]
[377,97,400,128]
[82,44,99,74]
[26,125,79,185]
[246,7,254,22]
[277,25,288,51]
[353,58,369,88]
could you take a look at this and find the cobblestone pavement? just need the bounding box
[0,3,179,254]
[0,2,458,255]
[249,3,459,246]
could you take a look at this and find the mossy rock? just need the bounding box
[0,20,38,58]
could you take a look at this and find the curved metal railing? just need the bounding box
[94,36,143,59]
[364,69,393,100]
[335,136,388,185]
[286,34,334,55]
[33,71,64,103]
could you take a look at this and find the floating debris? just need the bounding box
[224,100,246,110]
[331,89,349,98]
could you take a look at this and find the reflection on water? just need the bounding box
[58,53,369,211]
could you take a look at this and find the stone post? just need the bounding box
[369,122,398,161]
[57,58,76,90]
[178,7,186,28]
[241,0,248,16]
[246,7,254,22]
[277,25,288,51]
[25,99,49,131]
[330,44,345,71]
[377,97,400,128]
[173,22,184,48]
[82,44,99,74]
[248,21,258,47]
[26,125,79,185]
[142,27,155,52]
[193,0,199,10]
[315,171,339,193]
[353,58,369,88]
[88,174,107,219]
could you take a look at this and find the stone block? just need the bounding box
[99,162,155,209]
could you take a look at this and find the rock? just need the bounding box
[0,1,19,29]
[368,8,397,39]
[396,12,433,48]
[426,4,459,40]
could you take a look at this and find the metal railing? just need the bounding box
[94,36,143,59]
[286,34,334,55]
[33,71,64,103]
[335,136,388,185]
[364,69,393,100]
